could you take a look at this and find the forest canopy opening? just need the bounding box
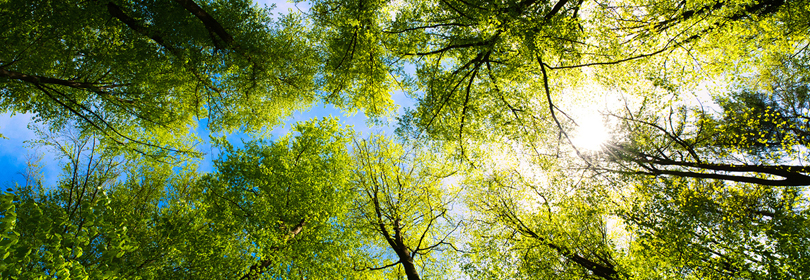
[1,0,809,279]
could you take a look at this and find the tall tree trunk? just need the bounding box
[399,257,420,280]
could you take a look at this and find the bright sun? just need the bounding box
[571,112,610,151]
[558,78,620,152]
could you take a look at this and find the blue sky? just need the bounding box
[0,0,415,188]
[0,112,64,188]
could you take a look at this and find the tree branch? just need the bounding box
[173,0,234,45]
[0,68,129,92]
[238,219,307,280]
[107,2,176,53]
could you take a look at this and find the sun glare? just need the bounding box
[571,112,610,151]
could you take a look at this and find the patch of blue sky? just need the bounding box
[0,112,62,189]
[0,96,414,189]
[192,0,417,174]
[194,88,415,174]
[255,0,310,18]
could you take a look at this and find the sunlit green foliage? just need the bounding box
[2,0,810,279]
[196,117,358,279]
[622,176,810,279]
[349,134,461,279]
[0,0,391,158]
[0,129,196,279]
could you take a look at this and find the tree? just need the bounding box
[349,134,462,280]
[195,117,360,279]
[457,142,627,280]
[0,126,198,279]
[308,0,401,118]
[0,118,364,279]
[370,0,802,155]
[4,0,810,279]
[590,51,810,278]
[0,0,393,158]
[620,176,810,279]
[315,0,810,278]
[601,54,810,185]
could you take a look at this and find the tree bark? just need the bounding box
[0,68,126,91]
[632,155,810,186]
[392,219,420,280]
[107,2,176,53]
[645,168,810,186]
[173,0,234,45]
[543,241,618,280]
[511,212,620,280]
[396,251,420,280]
